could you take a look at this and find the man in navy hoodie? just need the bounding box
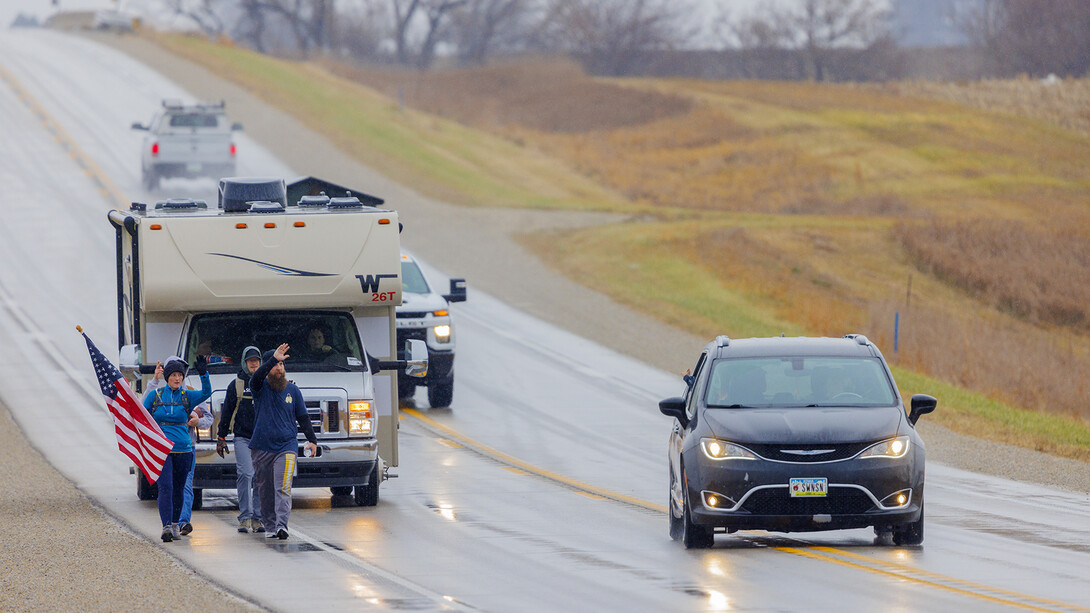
[249,343,318,540]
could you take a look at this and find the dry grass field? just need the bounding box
[152,34,1090,451]
[346,65,1090,425]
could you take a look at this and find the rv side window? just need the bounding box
[184,311,368,373]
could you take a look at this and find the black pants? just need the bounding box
[157,452,194,527]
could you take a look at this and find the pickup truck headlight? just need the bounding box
[859,436,910,459]
[433,324,451,342]
[700,438,756,461]
[349,401,374,436]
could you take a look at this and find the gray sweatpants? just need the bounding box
[252,449,297,533]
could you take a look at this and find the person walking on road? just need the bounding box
[145,357,213,537]
[144,355,211,542]
[216,345,265,533]
[249,344,317,540]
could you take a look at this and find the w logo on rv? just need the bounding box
[356,274,397,293]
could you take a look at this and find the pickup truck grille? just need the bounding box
[397,329,427,342]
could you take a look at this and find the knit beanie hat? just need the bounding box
[241,346,261,362]
[163,358,188,379]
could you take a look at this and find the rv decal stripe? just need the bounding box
[208,253,335,277]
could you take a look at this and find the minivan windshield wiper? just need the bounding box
[707,403,751,409]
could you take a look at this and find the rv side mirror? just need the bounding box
[131,122,147,130]
[909,394,937,425]
[443,278,467,303]
[119,344,141,378]
[231,122,244,131]
[404,339,428,378]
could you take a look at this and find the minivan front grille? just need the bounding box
[746,442,871,463]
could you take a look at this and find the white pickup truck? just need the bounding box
[131,100,242,191]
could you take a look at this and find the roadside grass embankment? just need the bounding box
[147,33,1090,460]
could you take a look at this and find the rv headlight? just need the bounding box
[349,401,374,436]
[196,427,212,441]
[859,436,910,459]
[434,324,451,342]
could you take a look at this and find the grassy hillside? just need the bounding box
[150,33,1090,461]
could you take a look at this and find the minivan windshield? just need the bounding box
[184,311,367,373]
[705,356,896,408]
[401,259,430,294]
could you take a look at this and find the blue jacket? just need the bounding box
[143,373,212,453]
[249,356,317,455]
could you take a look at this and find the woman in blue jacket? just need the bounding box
[144,356,211,542]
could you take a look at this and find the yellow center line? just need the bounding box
[0,64,128,208]
[809,546,1090,613]
[402,408,1084,612]
[778,546,1059,612]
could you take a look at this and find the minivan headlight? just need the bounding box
[859,436,910,459]
[701,438,756,461]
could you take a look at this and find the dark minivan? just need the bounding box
[660,335,936,549]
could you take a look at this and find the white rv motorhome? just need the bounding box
[108,177,426,508]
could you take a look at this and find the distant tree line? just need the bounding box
[161,0,1090,80]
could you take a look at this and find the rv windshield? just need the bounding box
[184,311,367,373]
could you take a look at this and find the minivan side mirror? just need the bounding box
[443,278,467,303]
[659,396,688,426]
[909,394,937,425]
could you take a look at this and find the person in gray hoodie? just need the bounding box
[216,345,264,533]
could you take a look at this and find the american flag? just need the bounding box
[83,333,173,483]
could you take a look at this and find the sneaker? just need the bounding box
[265,530,279,539]
[180,522,193,536]
[276,528,289,540]
[251,520,265,533]
[237,520,249,534]
[171,524,182,539]
[161,525,173,543]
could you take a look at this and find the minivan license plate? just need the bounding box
[789,477,828,497]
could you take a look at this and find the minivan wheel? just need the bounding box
[669,470,683,541]
[681,471,714,549]
[893,504,924,546]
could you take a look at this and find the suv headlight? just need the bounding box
[700,438,756,461]
[859,436,910,459]
[349,400,374,436]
